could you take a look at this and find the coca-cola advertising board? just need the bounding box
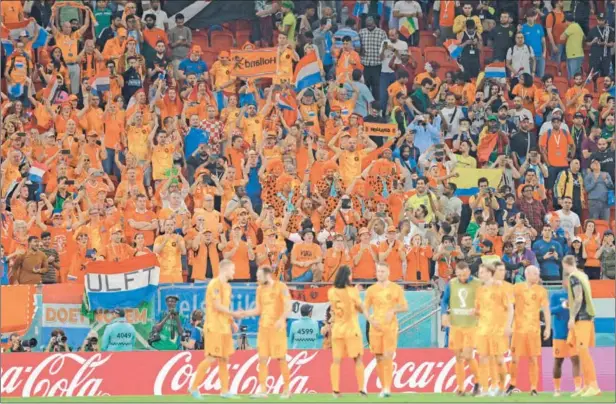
[0,349,536,398]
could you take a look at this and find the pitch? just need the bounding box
[2,393,615,403]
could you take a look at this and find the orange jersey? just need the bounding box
[290,242,322,279]
[475,282,511,336]
[328,286,362,339]
[256,281,290,328]
[205,277,232,334]
[365,281,407,333]
[513,282,548,334]
[350,243,378,280]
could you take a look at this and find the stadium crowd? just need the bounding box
[1,0,615,290]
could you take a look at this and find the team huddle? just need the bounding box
[186,257,599,399]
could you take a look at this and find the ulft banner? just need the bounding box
[230,48,277,78]
[0,349,544,397]
[363,122,398,137]
[289,286,330,321]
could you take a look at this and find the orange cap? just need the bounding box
[387,225,397,233]
[218,50,230,58]
[192,45,202,54]
[358,227,370,235]
[117,27,128,37]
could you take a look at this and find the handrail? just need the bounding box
[398,306,442,336]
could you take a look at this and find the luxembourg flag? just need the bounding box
[444,39,462,60]
[484,62,506,79]
[90,71,110,94]
[28,162,47,183]
[84,254,160,310]
[294,52,323,92]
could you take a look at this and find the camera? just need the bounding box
[84,336,98,351]
[22,338,38,349]
[181,329,192,343]
[341,199,351,209]
[239,325,248,333]
[148,330,161,345]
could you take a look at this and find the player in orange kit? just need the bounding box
[189,260,243,400]
[328,265,376,398]
[506,265,551,396]
[489,261,514,394]
[238,266,292,399]
[365,262,409,398]
[474,263,514,397]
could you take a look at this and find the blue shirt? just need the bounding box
[409,116,442,153]
[184,127,209,159]
[532,238,563,278]
[521,23,545,57]
[289,317,320,349]
[550,289,570,341]
[246,161,262,199]
[179,58,208,78]
[0,258,9,285]
[333,28,361,49]
[346,81,375,117]
[101,318,136,352]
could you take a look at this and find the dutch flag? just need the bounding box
[90,72,111,94]
[276,93,296,111]
[484,62,506,79]
[293,52,323,92]
[444,39,462,60]
[28,162,47,183]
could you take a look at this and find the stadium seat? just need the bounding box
[597,76,607,91]
[545,61,559,78]
[424,46,449,66]
[211,31,235,51]
[482,48,493,65]
[589,15,598,30]
[235,30,252,48]
[235,19,253,32]
[409,47,424,69]
[553,76,570,96]
[436,62,461,80]
[191,35,210,52]
[559,61,569,77]
[419,31,436,48]
[202,49,218,67]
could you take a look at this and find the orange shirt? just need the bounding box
[256,281,290,328]
[103,109,125,150]
[126,125,151,161]
[438,0,456,27]
[328,286,362,339]
[580,234,600,267]
[378,240,405,281]
[414,72,441,99]
[436,251,461,280]
[405,246,433,282]
[565,86,588,116]
[290,242,322,279]
[475,282,511,336]
[151,144,174,181]
[125,209,157,245]
[513,282,548,334]
[323,248,352,282]
[365,281,407,332]
[483,234,504,256]
[153,234,184,283]
[68,246,89,284]
[338,149,369,186]
[546,10,568,45]
[103,242,135,262]
[335,50,363,82]
[143,27,169,49]
[512,84,536,114]
[55,32,80,64]
[186,234,220,280]
[539,128,573,167]
[223,241,251,280]
[388,81,407,108]
[205,278,232,334]
[1,1,23,23]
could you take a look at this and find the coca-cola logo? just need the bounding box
[153,351,318,395]
[1,354,110,397]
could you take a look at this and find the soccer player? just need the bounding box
[238,266,292,399]
[563,255,601,397]
[440,261,481,396]
[550,273,582,397]
[365,262,409,398]
[507,265,551,396]
[189,260,242,399]
[489,262,514,394]
[474,263,514,397]
[328,265,375,398]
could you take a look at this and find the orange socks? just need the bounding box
[478,360,490,390]
[258,361,268,392]
[578,348,598,388]
[529,359,538,391]
[376,361,385,388]
[355,361,366,392]
[190,359,213,391]
[330,362,341,392]
[455,360,465,391]
[554,378,561,391]
[574,376,582,391]
[509,360,518,386]
[383,359,393,391]
[279,360,290,392]
[498,362,507,390]
[219,362,230,394]
[489,358,498,389]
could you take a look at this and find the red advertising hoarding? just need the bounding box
[0,349,534,398]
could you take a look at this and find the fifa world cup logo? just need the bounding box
[458,288,468,308]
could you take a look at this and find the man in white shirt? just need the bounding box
[510,96,534,127]
[142,0,168,31]
[441,93,464,140]
[506,32,535,77]
[538,108,570,137]
[553,196,581,238]
[370,218,388,246]
[393,0,422,46]
[379,29,409,110]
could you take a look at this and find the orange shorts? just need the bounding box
[553,339,578,358]
[476,334,508,357]
[332,335,363,359]
[205,331,235,358]
[449,327,476,351]
[567,320,596,349]
[257,327,287,359]
[511,332,541,357]
[369,329,397,355]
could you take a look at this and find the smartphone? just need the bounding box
[66,180,75,185]
[305,121,314,127]
[95,140,102,146]
[18,133,26,137]
[61,149,70,155]
[85,249,96,259]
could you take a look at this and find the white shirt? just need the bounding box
[380,39,409,73]
[539,121,570,137]
[506,44,534,76]
[554,210,581,239]
[511,108,533,126]
[441,106,464,139]
[142,8,168,30]
[394,1,422,34]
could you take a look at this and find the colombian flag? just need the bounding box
[449,168,503,203]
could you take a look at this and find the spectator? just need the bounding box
[490,11,516,62]
[453,2,482,37]
[93,0,113,39]
[433,0,457,46]
[596,231,616,280]
[457,19,482,80]
[12,236,48,285]
[334,18,361,51]
[167,14,192,75]
[142,0,169,31]
[532,224,563,280]
[539,115,574,190]
[580,221,602,280]
[289,304,320,349]
[97,13,123,51]
[516,184,547,234]
[179,46,208,82]
[584,159,614,221]
[39,232,59,284]
[30,0,53,28]
[279,1,298,46]
[102,308,137,352]
[506,33,535,78]
[181,310,204,350]
[590,137,615,183]
[379,29,408,111]
[569,0,594,35]
[313,18,335,78]
[521,9,546,78]
[393,0,422,47]
[554,159,586,214]
[560,13,584,80]
[587,14,615,80]
[545,0,567,62]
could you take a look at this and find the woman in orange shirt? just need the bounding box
[378,226,406,281]
[323,234,352,282]
[290,229,323,282]
[405,234,433,283]
[580,220,601,279]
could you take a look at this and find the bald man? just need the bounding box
[507,266,551,396]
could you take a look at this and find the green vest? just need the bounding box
[567,271,596,319]
[390,106,406,130]
[449,278,481,327]
[481,254,501,266]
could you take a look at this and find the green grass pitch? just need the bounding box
[3,392,615,403]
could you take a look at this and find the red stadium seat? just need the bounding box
[202,49,218,67]
[545,61,560,78]
[211,31,235,50]
[559,61,568,77]
[191,35,210,52]
[597,76,607,91]
[424,46,449,66]
[589,15,598,30]
[235,30,252,48]
[482,48,494,64]
[410,47,424,69]
[553,76,570,97]
[419,32,436,48]
[436,62,461,80]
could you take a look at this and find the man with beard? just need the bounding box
[490,11,516,62]
[405,177,438,223]
[588,14,615,87]
[510,117,537,166]
[379,29,408,111]
[142,14,168,66]
[599,76,614,110]
[328,132,377,187]
[477,115,509,166]
[496,104,517,137]
[358,17,386,103]
[12,236,48,285]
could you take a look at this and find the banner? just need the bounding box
[40,284,91,351]
[449,168,503,197]
[230,48,277,78]
[289,286,330,322]
[363,122,397,137]
[87,302,154,351]
[0,285,35,333]
[0,348,542,397]
[84,254,160,310]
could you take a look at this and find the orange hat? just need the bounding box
[68,94,79,101]
[195,166,210,179]
[358,227,370,235]
[266,158,284,174]
[117,27,128,37]
[126,36,137,43]
[322,160,338,173]
[387,225,397,233]
[191,45,202,54]
[218,50,230,58]
[111,225,123,234]
[276,174,293,192]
